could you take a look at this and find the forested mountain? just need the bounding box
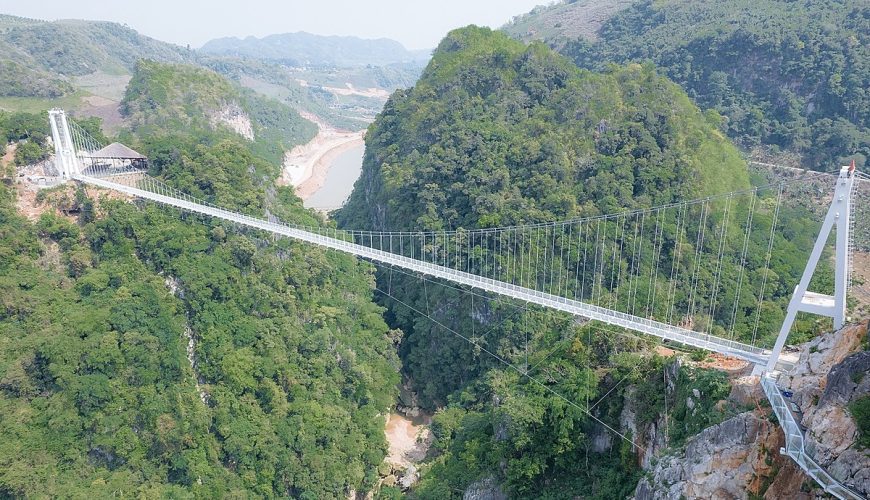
[120,60,317,165]
[507,0,870,170]
[1,5,862,498]
[0,58,400,496]
[340,26,748,233]
[0,14,415,131]
[0,15,192,97]
[201,32,430,67]
[336,26,826,498]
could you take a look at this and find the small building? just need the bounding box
[80,142,147,175]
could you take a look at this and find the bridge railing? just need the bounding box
[71,170,866,498]
[74,172,773,366]
[761,375,865,500]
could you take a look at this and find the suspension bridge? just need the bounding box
[46,109,866,499]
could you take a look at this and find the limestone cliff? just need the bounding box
[210,102,254,141]
[634,411,782,500]
[635,322,869,499]
[620,360,681,468]
[784,322,870,496]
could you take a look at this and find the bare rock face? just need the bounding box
[783,322,866,413]
[588,421,613,453]
[762,460,815,500]
[801,351,870,495]
[636,322,869,499]
[804,404,858,460]
[817,351,870,408]
[399,464,419,490]
[634,411,780,500]
[621,387,668,469]
[729,375,763,406]
[211,102,254,141]
[463,476,507,500]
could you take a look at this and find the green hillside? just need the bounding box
[502,0,633,47]
[0,53,397,497]
[508,0,870,169]
[0,15,192,77]
[336,27,826,497]
[121,60,317,165]
[340,26,748,233]
[0,59,72,98]
[0,14,193,100]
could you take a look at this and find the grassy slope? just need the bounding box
[502,0,635,46]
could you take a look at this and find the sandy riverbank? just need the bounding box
[293,135,364,200]
[384,412,432,468]
[280,111,365,200]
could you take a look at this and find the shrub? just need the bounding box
[849,395,870,449]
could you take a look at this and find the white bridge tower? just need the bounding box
[766,165,856,372]
[48,109,80,178]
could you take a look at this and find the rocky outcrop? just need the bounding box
[775,322,870,496]
[634,411,781,500]
[382,377,432,492]
[762,460,815,500]
[621,385,668,468]
[635,322,870,499]
[211,102,254,141]
[817,351,870,408]
[463,476,507,500]
[588,420,613,453]
[801,351,870,495]
[620,359,680,467]
[782,321,866,413]
[728,374,764,406]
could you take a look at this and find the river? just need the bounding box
[303,144,365,211]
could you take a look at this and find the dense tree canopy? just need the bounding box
[340,27,749,232]
[121,60,317,166]
[0,14,854,498]
[559,0,870,169]
[337,26,832,497]
[0,61,400,497]
[0,110,51,166]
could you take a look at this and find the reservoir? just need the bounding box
[304,144,365,211]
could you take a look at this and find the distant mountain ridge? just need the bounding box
[0,13,421,130]
[0,14,192,77]
[200,32,430,67]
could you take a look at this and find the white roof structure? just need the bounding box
[91,142,146,159]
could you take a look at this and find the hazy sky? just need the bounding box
[0,0,549,50]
